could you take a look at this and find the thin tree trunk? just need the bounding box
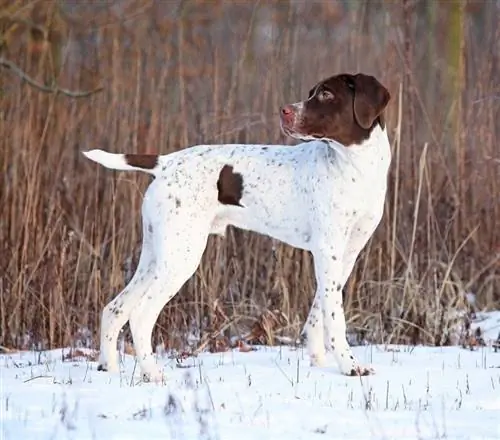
[447,0,466,240]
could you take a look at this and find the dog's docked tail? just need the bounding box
[82,149,160,176]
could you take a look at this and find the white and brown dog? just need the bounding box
[83,72,391,382]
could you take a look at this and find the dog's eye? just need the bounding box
[319,90,334,101]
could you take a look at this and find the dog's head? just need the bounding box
[280,73,390,146]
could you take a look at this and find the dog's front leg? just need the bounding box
[312,245,373,376]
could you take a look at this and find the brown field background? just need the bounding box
[1,0,499,353]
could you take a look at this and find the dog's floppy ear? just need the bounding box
[352,74,390,129]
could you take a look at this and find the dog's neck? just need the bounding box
[326,123,391,169]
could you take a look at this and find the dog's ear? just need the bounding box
[352,74,390,129]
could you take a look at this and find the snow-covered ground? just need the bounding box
[1,313,499,440]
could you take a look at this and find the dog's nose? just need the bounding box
[280,105,295,125]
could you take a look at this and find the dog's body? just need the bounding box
[83,73,391,382]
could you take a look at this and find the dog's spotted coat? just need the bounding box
[83,73,392,382]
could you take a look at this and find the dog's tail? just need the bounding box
[82,149,160,176]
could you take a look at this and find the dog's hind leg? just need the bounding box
[128,212,211,383]
[97,220,155,373]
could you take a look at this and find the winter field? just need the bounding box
[1,313,499,440]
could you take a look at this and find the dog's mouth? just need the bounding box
[281,122,324,142]
[281,125,303,141]
[280,122,295,137]
[279,116,302,138]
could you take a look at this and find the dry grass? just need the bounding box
[1,0,499,353]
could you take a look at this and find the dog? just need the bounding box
[83,72,391,382]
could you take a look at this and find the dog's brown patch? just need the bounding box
[217,165,243,207]
[125,153,158,169]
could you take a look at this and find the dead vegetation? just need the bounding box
[1,0,499,354]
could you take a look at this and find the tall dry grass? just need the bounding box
[1,0,499,352]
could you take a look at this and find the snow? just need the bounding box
[2,339,499,440]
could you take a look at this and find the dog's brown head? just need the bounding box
[280,73,390,146]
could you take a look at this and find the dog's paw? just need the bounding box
[345,365,374,377]
[96,356,119,373]
[141,368,164,385]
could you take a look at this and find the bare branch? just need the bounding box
[0,57,103,98]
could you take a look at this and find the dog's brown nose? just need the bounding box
[280,105,295,125]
